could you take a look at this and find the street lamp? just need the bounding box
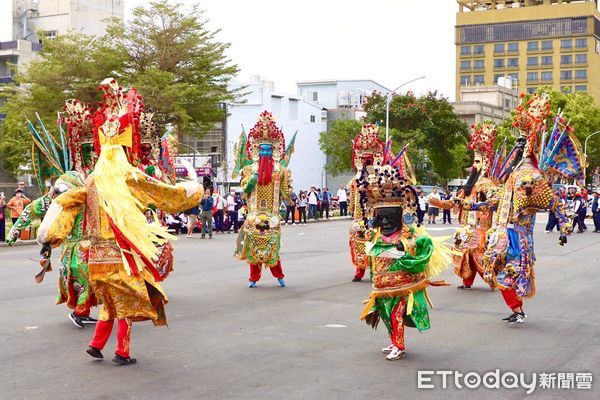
[583,130,600,183]
[385,75,426,144]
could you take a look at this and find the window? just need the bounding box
[575,54,587,64]
[474,75,485,84]
[560,55,572,65]
[541,56,553,65]
[527,56,538,66]
[507,58,518,67]
[541,40,553,50]
[494,58,505,68]
[310,115,316,123]
[560,70,573,80]
[575,38,587,48]
[527,87,537,94]
[210,146,217,153]
[473,60,485,69]
[461,46,471,55]
[458,17,588,44]
[473,45,484,55]
[508,73,519,83]
[541,71,553,82]
[42,30,58,39]
[562,86,572,93]
[460,60,471,70]
[508,42,519,52]
[460,75,471,85]
[561,39,572,49]
[527,72,538,82]
[312,92,318,102]
[494,43,505,53]
[494,74,504,84]
[527,41,539,51]
[575,70,587,80]
[574,85,587,92]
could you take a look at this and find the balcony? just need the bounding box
[560,46,573,52]
[540,78,553,84]
[527,79,540,85]
[526,64,539,70]
[560,62,573,68]
[540,63,553,69]
[460,67,472,73]
[540,48,553,54]
[526,48,540,54]
[560,78,574,84]
[574,77,588,83]
[574,46,588,52]
[460,52,472,59]
[0,41,18,51]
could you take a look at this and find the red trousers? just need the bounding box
[90,318,132,358]
[500,288,523,311]
[390,300,406,351]
[354,267,367,279]
[249,260,284,282]
[463,270,483,286]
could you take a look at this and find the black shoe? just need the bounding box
[457,285,471,290]
[80,315,98,324]
[352,277,362,282]
[507,312,527,324]
[69,312,84,328]
[86,346,103,359]
[502,312,517,321]
[112,354,137,365]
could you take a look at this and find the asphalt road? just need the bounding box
[0,219,599,400]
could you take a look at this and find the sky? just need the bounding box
[125,0,458,99]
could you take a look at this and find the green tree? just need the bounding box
[318,119,363,175]
[105,0,239,134]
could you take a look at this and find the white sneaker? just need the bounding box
[386,346,405,360]
[381,344,395,354]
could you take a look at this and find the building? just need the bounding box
[296,79,391,189]
[455,0,600,101]
[453,78,520,126]
[190,76,327,192]
[1,0,124,87]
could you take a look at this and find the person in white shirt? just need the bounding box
[307,186,319,220]
[226,191,239,233]
[214,193,228,233]
[337,184,348,217]
[417,192,427,224]
[426,188,441,224]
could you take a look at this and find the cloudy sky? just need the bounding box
[125,0,458,99]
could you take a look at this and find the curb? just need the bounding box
[0,239,38,248]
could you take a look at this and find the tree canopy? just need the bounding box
[0,0,239,175]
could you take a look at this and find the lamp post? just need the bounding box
[385,75,426,144]
[584,130,600,184]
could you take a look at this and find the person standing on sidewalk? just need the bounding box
[184,205,200,237]
[297,191,307,225]
[226,190,240,233]
[284,186,298,225]
[417,192,427,224]
[426,188,441,224]
[6,190,31,239]
[442,189,452,224]
[308,186,319,220]
[200,191,214,239]
[337,184,348,217]
[321,187,331,219]
[592,190,600,233]
[214,192,227,233]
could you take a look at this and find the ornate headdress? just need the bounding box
[513,92,551,158]
[63,99,95,174]
[352,124,385,170]
[246,111,286,161]
[361,163,418,213]
[468,122,497,173]
[93,78,144,161]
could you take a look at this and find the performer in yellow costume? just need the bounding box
[38,78,202,365]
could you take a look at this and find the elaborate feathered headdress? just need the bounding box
[63,99,95,173]
[468,122,497,172]
[246,111,286,161]
[513,92,551,158]
[352,124,385,170]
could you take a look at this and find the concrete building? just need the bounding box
[189,77,327,192]
[453,78,520,126]
[296,79,391,189]
[455,0,600,101]
[1,0,124,87]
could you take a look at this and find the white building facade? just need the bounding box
[224,77,328,192]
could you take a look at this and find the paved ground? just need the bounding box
[0,219,599,400]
